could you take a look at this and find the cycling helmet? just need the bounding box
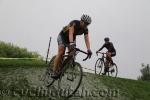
[81,14,92,24]
[104,37,109,42]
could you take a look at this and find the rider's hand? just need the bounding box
[87,49,92,58]
[69,42,76,51]
[96,51,99,54]
[96,51,99,56]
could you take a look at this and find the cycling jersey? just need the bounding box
[58,20,88,44]
[99,42,116,53]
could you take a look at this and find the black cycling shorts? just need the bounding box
[57,34,69,47]
[111,52,116,57]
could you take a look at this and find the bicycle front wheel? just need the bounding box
[58,62,83,98]
[43,56,56,87]
[95,58,104,75]
[43,68,55,87]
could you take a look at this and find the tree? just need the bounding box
[138,64,150,81]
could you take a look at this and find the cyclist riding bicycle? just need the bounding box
[51,14,93,78]
[96,37,116,75]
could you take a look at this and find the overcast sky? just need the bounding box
[0,0,150,79]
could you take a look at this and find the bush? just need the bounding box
[0,41,41,58]
[138,64,150,81]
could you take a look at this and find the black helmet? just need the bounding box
[104,37,109,42]
[81,14,92,24]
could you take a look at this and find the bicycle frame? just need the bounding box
[97,52,107,67]
[56,48,89,98]
[95,51,118,77]
[54,48,89,80]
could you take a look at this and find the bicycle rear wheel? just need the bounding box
[58,62,83,98]
[108,63,118,78]
[95,58,104,75]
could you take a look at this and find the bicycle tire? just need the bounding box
[43,56,56,87]
[43,68,55,87]
[108,63,118,78]
[58,62,83,98]
[95,58,104,75]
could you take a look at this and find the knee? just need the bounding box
[106,55,111,60]
[58,47,65,57]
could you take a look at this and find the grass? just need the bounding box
[0,61,150,100]
[96,75,150,100]
[0,59,47,67]
[0,66,48,100]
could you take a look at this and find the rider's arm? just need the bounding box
[84,34,91,50]
[68,24,75,43]
[98,44,105,51]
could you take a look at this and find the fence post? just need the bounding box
[46,36,52,64]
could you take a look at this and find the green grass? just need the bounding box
[93,74,150,100]
[0,59,47,67]
[0,64,150,100]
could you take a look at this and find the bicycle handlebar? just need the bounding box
[75,48,89,61]
[96,51,107,56]
[66,48,89,61]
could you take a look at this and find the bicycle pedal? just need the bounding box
[98,65,101,68]
[102,72,106,75]
[51,74,59,79]
[62,73,64,76]
[110,68,115,73]
[67,77,73,81]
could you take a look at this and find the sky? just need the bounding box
[0,0,150,80]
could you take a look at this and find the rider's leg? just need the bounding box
[52,34,66,75]
[53,45,65,73]
[106,52,113,65]
[103,53,111,75]
[103,52,116,75]
[110,52,116,65]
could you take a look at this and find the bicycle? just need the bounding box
[95,51,118,78]
[43,48,89,98]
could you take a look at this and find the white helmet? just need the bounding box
[81,14,92,24]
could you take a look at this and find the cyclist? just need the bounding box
[96,37,116,75]
[51,14,93,78]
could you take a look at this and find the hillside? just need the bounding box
[0,66,150,100]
